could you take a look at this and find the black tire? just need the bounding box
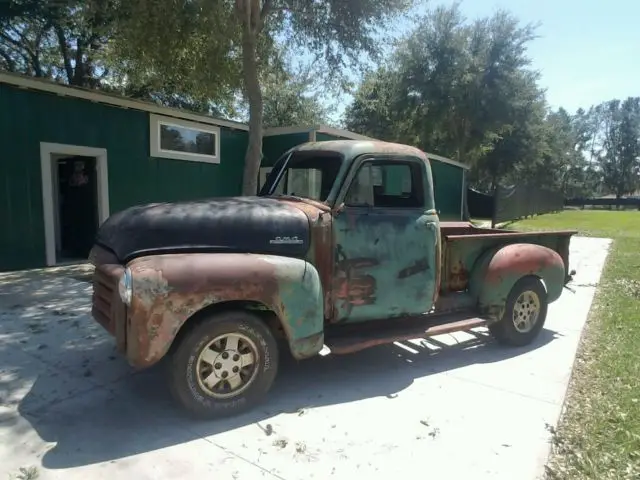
[489,276,548,347]
[168,310,279,419]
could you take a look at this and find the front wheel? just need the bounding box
[168,311,279,418]
[489,276,548,347]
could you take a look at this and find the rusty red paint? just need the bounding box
[133,254,285,367]
[444,226,578,241]
[91,250,289,368]
[447,260,469,291]
[280,199,334,321]
[326,313,488,355]
[333,251,378,319]
[278,196,331,213]
[485,243,564,284]
[354,140,428,160]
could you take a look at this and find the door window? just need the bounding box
[344,161,424,208]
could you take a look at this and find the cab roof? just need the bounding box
[291,140,429,162]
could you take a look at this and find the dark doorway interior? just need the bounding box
[55,155,99,262]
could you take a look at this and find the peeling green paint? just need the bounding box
[333,209,440,323]
[261,255,325,358]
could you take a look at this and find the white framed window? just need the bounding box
[150,113,221,164]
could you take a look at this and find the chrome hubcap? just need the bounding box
[512,290,541,333]
[196,333,258,399]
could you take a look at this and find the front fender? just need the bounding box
[126,253,324,367]
[469,243,566,319]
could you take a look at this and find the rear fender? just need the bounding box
[469,243,566,319]
[126,253,324,367]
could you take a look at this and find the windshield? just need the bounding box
[259,151,344,202]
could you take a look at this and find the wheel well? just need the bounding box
[167,300,288,355]
[514,274,547,294]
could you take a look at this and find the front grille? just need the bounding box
[92,264,125,338]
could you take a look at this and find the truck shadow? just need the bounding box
[14,326,561,470]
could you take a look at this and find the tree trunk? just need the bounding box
[240,28,262,196]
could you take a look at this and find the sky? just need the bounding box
[332,0,640,122]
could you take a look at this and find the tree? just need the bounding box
[345,4,545,185]
[343,66,401,141]
[1,0,238,115]
[0,0,121,87]
[260,66,332,128]
[598,98,640,198]
[114,0,411,195]
[474,77,547,191]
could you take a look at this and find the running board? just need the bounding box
[324,312,489,355]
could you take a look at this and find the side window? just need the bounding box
[344,161,424,208]
[344,163,375,206]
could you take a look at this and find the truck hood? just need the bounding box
[95,196,311,263]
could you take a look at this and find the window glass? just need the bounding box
[262,152,343,201]
[345,164,375,206]
[160,123,216,156]
[345,161,423,208]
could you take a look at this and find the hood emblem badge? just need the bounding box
[270,236,304,245]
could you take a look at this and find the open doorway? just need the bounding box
[40,143,110,266]
[53,155,99,262]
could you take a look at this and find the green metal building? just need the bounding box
[0,73,468,272]
[0,73,249,272]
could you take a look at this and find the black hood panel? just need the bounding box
[95,197,310,262]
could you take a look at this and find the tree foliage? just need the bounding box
[344,4,640,199]
[594,98,640,198]
[113,0,411,194]
[260,66,332,128]
[0,0,231,113]
[2,0,638,200]
[345,5,540,165]
[0,0,119,86]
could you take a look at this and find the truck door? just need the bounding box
[332,155,440,324]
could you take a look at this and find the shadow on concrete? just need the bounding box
[13,325,560,469]
[0,263,562,470]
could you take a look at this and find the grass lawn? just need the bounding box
[506,210,640,479]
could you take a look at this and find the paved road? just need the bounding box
[0,236,611,480]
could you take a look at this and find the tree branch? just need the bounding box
[0,48,16,71]
[0,30,23,49]
[0,30,39,74]
[260,0,273,22]
[54,25,74,83]
[74,37,85,85]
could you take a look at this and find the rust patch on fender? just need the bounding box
[126,253,282,367]
[485,243,563,284]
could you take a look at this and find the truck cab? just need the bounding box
[89,140,576,418]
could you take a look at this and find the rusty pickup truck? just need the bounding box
[89,140,576,418]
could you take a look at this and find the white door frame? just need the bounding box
[40,142,110,266]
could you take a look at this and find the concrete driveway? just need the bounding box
[0,236,611,480]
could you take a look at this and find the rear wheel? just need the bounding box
[168,311,279,418]
[489,276,548,347]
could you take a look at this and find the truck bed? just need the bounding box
[439,221,577,295]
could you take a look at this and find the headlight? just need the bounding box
[118,267,133,306]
